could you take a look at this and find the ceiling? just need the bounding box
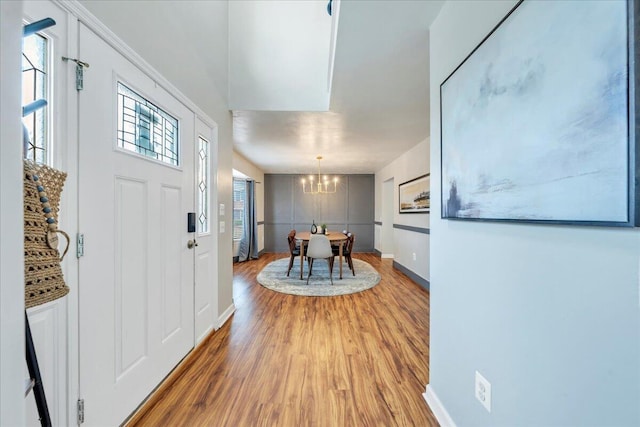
[233,0,445,175]
[228,0,335,112]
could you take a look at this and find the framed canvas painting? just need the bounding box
[440,0,638,226]
[399,174,430,214]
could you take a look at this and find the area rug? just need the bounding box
[257,257,380,296]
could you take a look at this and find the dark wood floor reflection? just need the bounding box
[128,253,437,426]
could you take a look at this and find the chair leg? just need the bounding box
[306,258,314,285]
[347,255,355,276]
[328,258,333,285]
[287,255,294,276]
[307,257,314,276]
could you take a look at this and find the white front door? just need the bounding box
[77,24,195,425]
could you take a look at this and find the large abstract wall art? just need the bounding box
[440,0,638,226]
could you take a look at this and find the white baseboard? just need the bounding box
[423,384,456,427]
[196,324,214,344]
[381,253,394,259]
[217,303,236,329]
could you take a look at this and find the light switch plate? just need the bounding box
[219,221,225,233]
[219,203,225,216]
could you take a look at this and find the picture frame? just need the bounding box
[399,174,430,214]
[440,0,638,226]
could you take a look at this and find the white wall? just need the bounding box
[78,0,235,321]
[380,178,395,254]
[228,0,335,111]
[428,1,640,425]
[233,151,266,253]
[0,1,26,425]
[375,138,430,282]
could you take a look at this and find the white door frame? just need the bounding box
[1,1,26,425]
[20,1,80,425]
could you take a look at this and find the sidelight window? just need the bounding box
[22,32,49,163]
[197,136,210,234]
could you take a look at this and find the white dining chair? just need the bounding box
[305,234,334,285]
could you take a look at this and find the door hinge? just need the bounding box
[76,233,84,258]
[62,57,90,91]
[75,64,84,90]
[77,399,85,424]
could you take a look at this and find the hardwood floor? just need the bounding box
[128,253,438,426]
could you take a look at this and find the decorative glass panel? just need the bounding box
[22,33,48,163]
[117,82,179,166]
[197,136,210,234]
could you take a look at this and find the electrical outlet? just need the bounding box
[412,252,417,261]
[475,371,491,412]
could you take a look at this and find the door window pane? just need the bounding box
[117,82,179,166]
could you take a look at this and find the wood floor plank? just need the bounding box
[127,253,439,426]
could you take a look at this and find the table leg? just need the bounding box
[300,241,305,280]
[339,241,343,279]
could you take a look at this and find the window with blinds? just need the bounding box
[233,179,246,240]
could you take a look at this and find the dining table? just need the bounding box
[295,231,348,280]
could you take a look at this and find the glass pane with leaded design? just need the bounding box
[116,82,179,166]
[22,33,48,163]
[197,136,210,234]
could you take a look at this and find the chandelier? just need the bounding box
[301,156,338,194]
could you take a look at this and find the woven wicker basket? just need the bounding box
[24,160,69,308]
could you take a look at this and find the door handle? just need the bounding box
[187,239,198,249]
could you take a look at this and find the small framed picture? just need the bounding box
[399,174,430,214]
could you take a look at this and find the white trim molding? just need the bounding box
[1,1,26,425]
[423,384,457,427]
[217,303,236,330]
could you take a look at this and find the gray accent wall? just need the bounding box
[265,174,374,252]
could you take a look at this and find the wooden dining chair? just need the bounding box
[286,229,301,277]
[333,232,355,276]
[305,234,334,285]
